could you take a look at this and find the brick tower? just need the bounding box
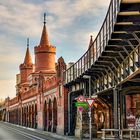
[19,38,33,83]
[88,35,93,48]
[34,13,56,75]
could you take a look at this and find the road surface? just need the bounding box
[0,121,59,140]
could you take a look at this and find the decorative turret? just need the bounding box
[88,35,93,48]
[20,38,33,83]
[57,57,66,77]
[24,40,32,65]
[40,13,49,47]
[34,13,56,74]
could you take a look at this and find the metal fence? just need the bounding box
[102,129,140,140]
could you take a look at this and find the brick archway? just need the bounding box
[27,105,29,127]
[48,99,52,132]
[53,97,57,133]
[29,105,31,127]
[22,106,26,126]
[24,106,26,126]
[25,106,28,127]
[31,104,34,128]
[18,107,21,125]
[22,106,24,125]
[35,103,37,128]
[44,100,47,131]
[16,108,18,124]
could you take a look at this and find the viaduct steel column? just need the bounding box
[113,87,120,139]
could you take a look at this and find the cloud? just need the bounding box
[0,0,42,38]
[44,0,110,28]
[0,0,110,98]
[0,79,16,99]
[44,0,110,52]
[0,34,33,80]
[0,0,110,41]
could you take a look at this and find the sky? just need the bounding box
[0,0,110,100]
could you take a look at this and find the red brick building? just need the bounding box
[5,14,67,135]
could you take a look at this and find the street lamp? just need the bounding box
[83,75,92,140]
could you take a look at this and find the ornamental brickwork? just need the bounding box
[5,14,67,135]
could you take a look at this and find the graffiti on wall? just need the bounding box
[126,114,136,128]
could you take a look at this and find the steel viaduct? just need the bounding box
[64,0,140,138]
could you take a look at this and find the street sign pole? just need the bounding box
[89,107,92,140]
[83,75,92,140]
[88,76,92,140]
[80,110,83,140]
[86,98,95,140]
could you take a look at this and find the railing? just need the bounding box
[121,129,140,140]
[102,129,120,140]
[64,0,122,84]
[102,129,140,140]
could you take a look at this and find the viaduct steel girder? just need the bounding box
[64,0,140,95]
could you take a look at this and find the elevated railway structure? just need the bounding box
[64,0,140,138]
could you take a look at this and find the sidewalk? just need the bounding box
[27,127,101,140]
[27,128,101,140]
[29,128,79,140]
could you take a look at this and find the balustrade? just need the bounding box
[102,129,140,140]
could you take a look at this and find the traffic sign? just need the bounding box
[75,102,88,108]
[86,98,95,108]
[78,106,84,112]
[77,95,85,102]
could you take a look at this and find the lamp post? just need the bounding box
[83,75,92,140]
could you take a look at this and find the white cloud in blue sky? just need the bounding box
[0,0,110,99]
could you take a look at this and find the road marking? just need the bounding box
[1,123,46,140]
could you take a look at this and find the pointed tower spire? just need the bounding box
[89,35,93,48]
[27,37,29,47]
[20,38,33,83]
[40,13,49,47]
[24,38,32,65]
[34,13,56,73]
[44,13,46,25]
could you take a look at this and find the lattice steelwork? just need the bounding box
[64,0,140,94]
